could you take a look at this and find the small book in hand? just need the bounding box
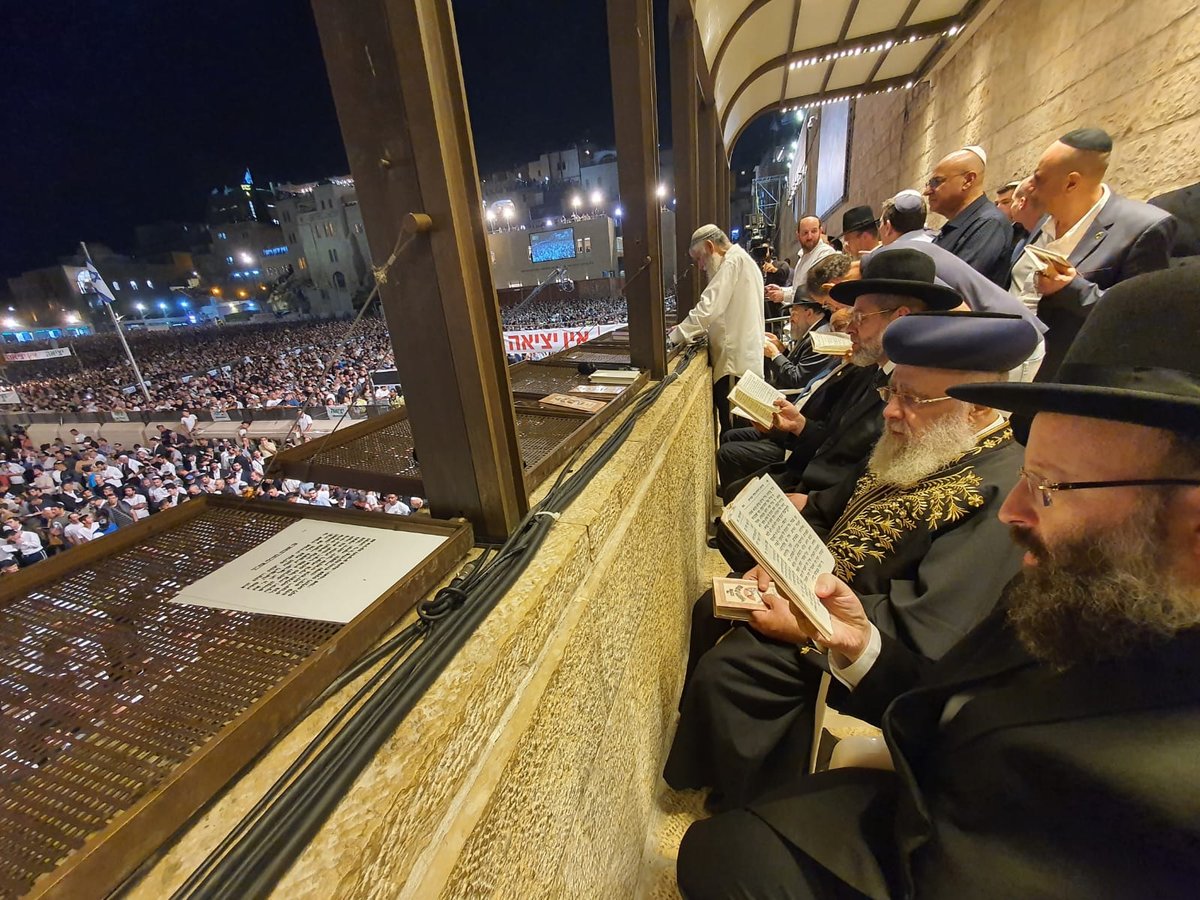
[808,331,853,355]
[712,576,772,621]
[720,475,836,640]
[1023,244,1072,273]
[727,369,785,429]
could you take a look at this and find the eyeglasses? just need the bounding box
[877,386,954,408]
[1017,467,1200,508]
[850,308,894,326]
[925,172,967,191]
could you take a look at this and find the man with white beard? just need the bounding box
[670,224,766,434]
[665,311,1039,810]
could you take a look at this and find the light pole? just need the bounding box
[571,195,582,218]
[135,302,146,323]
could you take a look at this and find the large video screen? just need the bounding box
[530,227,577,263]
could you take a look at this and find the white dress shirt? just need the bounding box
[1010,184,1111,311]
[780,242,837,303]
[669,243,766,383]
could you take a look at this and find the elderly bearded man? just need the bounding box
[667,311,1038,811]
[677,267,1200,900]
[671,224,766,434]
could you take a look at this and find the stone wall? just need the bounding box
[826,0,1200,228]
[125,355,715,899]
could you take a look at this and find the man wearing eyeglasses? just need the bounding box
[672,312,1037,810]
[926,146,1014,287]
[677,267,1200,900]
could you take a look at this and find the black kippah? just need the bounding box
[1059,127,1113,153]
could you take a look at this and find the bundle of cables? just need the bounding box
[166,342,700,899]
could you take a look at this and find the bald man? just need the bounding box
[766,216,835,307]
[925,146,1013,286]
[1010,127,1176,380]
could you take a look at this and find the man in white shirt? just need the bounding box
[8,527,47,564]
[180,409,198,437]
[63,513,97,545]
[765,216,836,306]
[382,493,411,515]
[296,411,314,443]
[670,224,766,434]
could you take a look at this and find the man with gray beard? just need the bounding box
[667,311,1038,810]
[678,268,1200,900]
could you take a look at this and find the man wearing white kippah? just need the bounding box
[671,225,766,434]
[925,146,1013,286]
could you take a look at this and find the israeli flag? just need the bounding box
[79,243,116,304]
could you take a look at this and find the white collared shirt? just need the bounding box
[1010,184,1111,312]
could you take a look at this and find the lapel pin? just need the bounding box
[1094,231,1104,241]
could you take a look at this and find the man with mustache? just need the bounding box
[677,267,1200,899]
[670,311,1037,810]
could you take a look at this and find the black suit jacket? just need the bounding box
[1034,193,1176,379]
[753,605,1200,899]
[767,330,836,390]
[770,364,885,494]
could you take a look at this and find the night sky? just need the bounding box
[2,0,767,284]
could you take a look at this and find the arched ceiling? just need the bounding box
[691,0,985,152]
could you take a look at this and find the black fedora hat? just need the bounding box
[948,267,1200,434]
[841,205,877,234]
[829,248,963,311]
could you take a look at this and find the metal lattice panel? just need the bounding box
[514,413,583,470]
[509,364,589,397]
[309,416,421,478]
[546,348,632,366]
[0,507,342,899]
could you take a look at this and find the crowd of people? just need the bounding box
[499,292,629,330]
[667,127,1200,897]
[3,318,402,413]
[0,422,426,573]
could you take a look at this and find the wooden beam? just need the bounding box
[310,0,527,539]
[669,3,701,318]
[697,95,719,229]
[608,0,667,379]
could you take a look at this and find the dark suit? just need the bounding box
[1033,193,1176,379]
[932,194,1014,286]
[679,604,1200,899]
[717,364,880,502]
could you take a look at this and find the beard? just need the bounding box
[1006,495,1200,669]
[849,332,883,367]
[867,407,979,487]
[701,251,722,280]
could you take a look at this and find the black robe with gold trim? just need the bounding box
[665,420,1024,808]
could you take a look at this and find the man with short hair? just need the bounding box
[667,310,1037,811]
[1011,127,1176,380]
[766,216,836,306]
[926,146,1014,285]
[839,206,881,258]
[995,179,1020,219]
[677,267,1200,900]
[670,224,767,434]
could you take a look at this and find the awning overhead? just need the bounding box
[692,0,984,152]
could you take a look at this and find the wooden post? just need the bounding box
[607,0,667,379]
[669,0,700,319]
[310,0,527,539]
[697,98,719,230]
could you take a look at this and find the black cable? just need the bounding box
[175,345,698,899]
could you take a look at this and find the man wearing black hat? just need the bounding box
[1011,128,1177,382]
[667,310,1037,812]
[764,298,832,390]
[840,206,881,258]
[677,268,1200,899]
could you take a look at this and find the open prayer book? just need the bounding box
[808,331,853,355]
[728,369,785,428]
[1023,244,1072,273]
[721,475,836,641]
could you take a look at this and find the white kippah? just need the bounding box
[689,224,726,248]
[892,189,925,213]
[962,145,987,166]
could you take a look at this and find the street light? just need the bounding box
[2,317,18,330]
[485,209,497,225]
[656,183,668,200]
[501,206,514,223]
[614,206,623,218]
[545,218,553,228]
[589,189,603,206]
[571,195,582,211]
[65,312,80,325]
[239,252,254,265]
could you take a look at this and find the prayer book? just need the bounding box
[808,331,853,355]
[590,368,641,385]
[727,369,784,429]
[1023,244,1072,273]
[712,576,772,621]
[540,392,606,414]
[568,384,625,398]
[721,475,836,640]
